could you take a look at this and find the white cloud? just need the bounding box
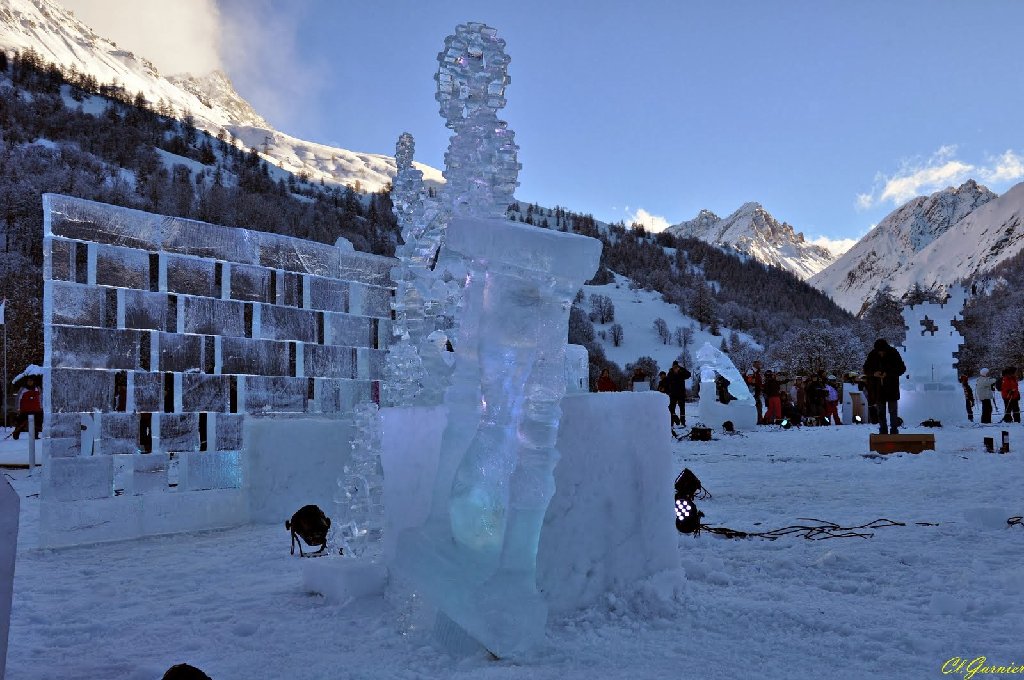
[979,150,1024,184]
[61,0,222,75]
[60,0,320,131]
[858,146,1024,209]
[809,235,858,257]
[216,1,325,130]
[629,208,671,233]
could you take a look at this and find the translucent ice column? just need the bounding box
[395,217,601,658]
[385,132,430,406]
[334,402,385,557]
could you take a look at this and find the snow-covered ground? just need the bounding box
[5,418,1023,680]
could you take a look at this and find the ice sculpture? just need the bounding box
[334,402,385,557]
[385,22,521,410]
[396,216,601,658]
[695,341,757,431]
[898,289,968,425]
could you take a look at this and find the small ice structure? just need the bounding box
[898,289,967,425]
[695,342,757,431]
[396,216,601,658]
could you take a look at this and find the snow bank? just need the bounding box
[0,477,17,680]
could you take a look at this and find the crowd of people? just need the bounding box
[741,360,850,428]
[596,340,1022,435]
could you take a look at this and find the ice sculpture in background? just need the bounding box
[335,402,385,557]
[898,289,967,425]
[695,341,757,431]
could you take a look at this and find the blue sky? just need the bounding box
[66,0,1024,251]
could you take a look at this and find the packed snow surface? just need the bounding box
[5,419,1024,679]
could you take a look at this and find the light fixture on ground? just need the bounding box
[674,467,706,534]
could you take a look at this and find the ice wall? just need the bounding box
[898,289,967,425]
[0,478,18,680]
[40,194,393,546]
[695,342,757,431]
[243,417,354,524]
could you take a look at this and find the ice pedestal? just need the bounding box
[1,477,19,680]
[695,342,757,431]
[394,217,601,658]
[302,558,388,604]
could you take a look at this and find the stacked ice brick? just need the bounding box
[40,194,393,545]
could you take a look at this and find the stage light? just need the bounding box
[853,415,863,424]
[675,497,703,534]
[675,468,703,500]
[674,467,706,534]
[780,418,791,429]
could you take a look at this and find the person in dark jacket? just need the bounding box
[863,338,907,435]
[662,361,692,427]
[959,374,975,422]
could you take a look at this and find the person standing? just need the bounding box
[745,361,764,424]
[662,361,692,428]
[863,338,907,435]
[823,377,842,425]
[596,368,617,392]
[12,376,42,440]
[959,374,975,422]
[1001,367,1020,423]
[975,368,996,424]
[762,369,782,423]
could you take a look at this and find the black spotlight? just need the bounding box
[674,468,703,500]
[853,415,863,424]
[675,496,704,534]
[286,504,331,557]
[780,418,791,430]
[674,468,706,534]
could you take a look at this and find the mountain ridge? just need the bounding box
[0,0,443,192]
[667,202,835,279]
[808,179,1023,313]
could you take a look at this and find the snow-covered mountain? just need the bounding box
[808,179,1024,314]
[0,0,443,191]
[667,203,835,280]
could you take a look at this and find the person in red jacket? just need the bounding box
[12,376,42,440]
[596,368,617,392]
[1001,366,1020,424]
